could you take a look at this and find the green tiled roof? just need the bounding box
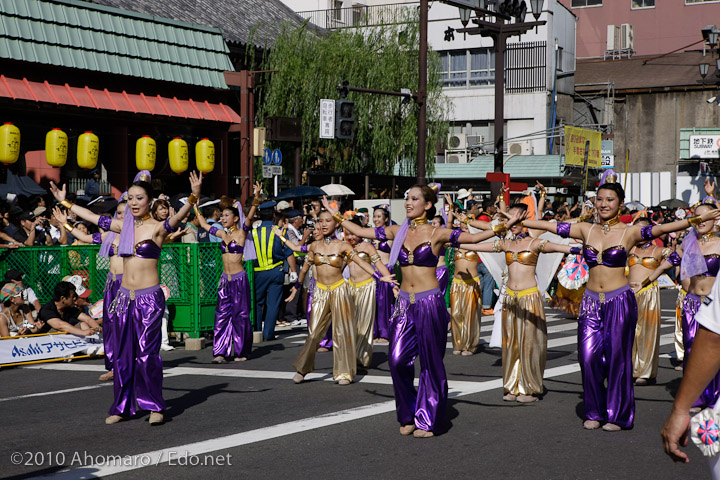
[428,155,565,179]
[0,0,234,88]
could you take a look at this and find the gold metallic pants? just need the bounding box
[502,287,547,396]
[633,282,661,380]
[675,288,686,362]
[350,278,376,368]
[450,276,481,353]
[293,279,356,382]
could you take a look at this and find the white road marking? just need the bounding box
[0,383,112,402]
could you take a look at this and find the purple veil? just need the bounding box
[117,170,151,257]
[235,201,256,260]
[99,191,127,257]
[680,228,708,280]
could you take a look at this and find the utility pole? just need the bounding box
[417,0,429,185]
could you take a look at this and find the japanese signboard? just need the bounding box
[0,333,102,365]
[319,99,335,139]
[689,135,720,159]
[601,140,614,169]
[564,126,601,168]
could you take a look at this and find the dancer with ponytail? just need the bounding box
[523,172,720,430]
[50,170,203,426]
[323,186,523,438]
[197,182,262,364]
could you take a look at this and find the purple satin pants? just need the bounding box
[389,288,449,433]
[683,293,720,408]
[578,286,636,428]
[108,285,166,416]
[213,272,252,359]
[102,272,122,371]
[436,266,449,296]
[374,263,394,340]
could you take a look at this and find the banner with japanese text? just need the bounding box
[564,126,602,168]
[0,333,102,365]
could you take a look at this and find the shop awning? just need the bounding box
[0,75,241,123]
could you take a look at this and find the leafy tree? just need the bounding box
[257,10,450,178]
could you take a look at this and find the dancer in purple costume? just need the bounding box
[523,172,720,431]
[50,170,203,426]
[197,182,262,363]
[53,202,126,382]
[430,215,449,295]
[323,186,522,437]
[373,204,393,342]
[644,201,720,409]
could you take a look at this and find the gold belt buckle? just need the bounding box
[511,252,518,262]
[599,292,605,303]
[597,252,603,264]
[129,290,136,301]
[408,253,414,265]
[409,292,416,304]
[111,273,116,281]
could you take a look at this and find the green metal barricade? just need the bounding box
[0,244,256,339]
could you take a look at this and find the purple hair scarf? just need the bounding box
[681,229,708,280]
[235,201,257,260]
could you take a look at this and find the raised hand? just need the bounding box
[253,181,263,198]
[699,208,720,223]
[321,195,337,215]
[535,181,545,191]
[49,181,67,202]
[52,206,67,225]
[507,209,527,227]
[189,171,202,195]
[704,177,716,197]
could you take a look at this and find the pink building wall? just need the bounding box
[557,1,720,58]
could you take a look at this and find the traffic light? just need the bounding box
[335,100,355,140]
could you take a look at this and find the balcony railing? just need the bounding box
[296,2,418,30]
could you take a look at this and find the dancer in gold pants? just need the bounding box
[460,202,572,402]
[675,282,688,365]
[450,274,481,355]
[627,227,667,385]
[276,212,395,385]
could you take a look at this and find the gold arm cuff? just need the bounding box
[332,212,346,225]
[461,217,470,225]
[278,236,287,244]
[493,223,508,237]
[252,198,260,207]
[370,254,381,264]
[60,200,74,209]
[347,250,358,262]
[688,216,703,227]
[63,223,74,232]
[187,193,199,205]
[538,239,548,253]
[498,194,505,203]
[492,238,503,252]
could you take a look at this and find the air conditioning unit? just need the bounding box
[621,23,634,50]
[435,154,446,164]
[447,133,468,150]
[606,25,620,50]
[467,135,484,148]
[446,152,468,164]
[508,141,532,155]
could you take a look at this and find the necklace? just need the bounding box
[701,232,715,244]
[510,231,528,242]
[324,237,332,245]
[227,225,238,234]
[599,215,620,233]
[134,213,151,227]
[410,217,428,230]
[637,241,652,249]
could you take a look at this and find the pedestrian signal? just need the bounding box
[335,100,355,140]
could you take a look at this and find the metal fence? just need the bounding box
[0,244,256,338]
[297,2,416,30]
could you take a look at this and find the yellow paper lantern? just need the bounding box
[196,138,215,173]
[136,135,156,172]
[77,131,99,170]
[45,128,68,167]
[168,137,188,175]
[0,122,20,165]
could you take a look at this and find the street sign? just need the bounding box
[271,149,282,165]
[601,140,614,169]
[262,165,274,178]
[263,148,272,165]
[320,99,335,139]
[564,126,601,168]
[272,166,283,176]
[689,135,720,159]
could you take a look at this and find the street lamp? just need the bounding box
[459,8,472,39]
[701,62,710,79]
[530,0,543,20]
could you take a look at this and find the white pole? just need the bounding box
[274,174,278,197]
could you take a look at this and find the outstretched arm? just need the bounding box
[156,171,202,242]
[458,240,501,253]
[53,207,104,244]
[322,196,398,240]
[630,209,720,245]
[522,218,589,241]
[272,227,304,252]
[345,245,396,284]
[244,182,263,229]
[49,182,123,233]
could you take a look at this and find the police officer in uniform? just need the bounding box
[252,201,296,340]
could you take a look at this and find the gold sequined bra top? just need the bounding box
[455,250,480,263]
[628,246,660,269]
[505,250,539,266]
[353,251,371,263]
[312,251,347,269]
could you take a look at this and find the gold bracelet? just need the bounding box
[461,217,470,225]
[498,194,505,203]
[187,193,199,205]
[279,236,287,244]
[332,212,346,225]
[252,197,260,207]
[60,200,74,209]
[63,223,74,232]
[688,215,703,227]
[493,223,508,237]
[641,277,653,289]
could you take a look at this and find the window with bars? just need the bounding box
[439,49,495,88]
[571,0,602,6]
[631,0,654,7]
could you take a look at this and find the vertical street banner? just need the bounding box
[564,126,601,168]
[319,99,335,139]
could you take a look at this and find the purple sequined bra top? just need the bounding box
[582,225,628,269]
[398,241,439,267]
[220,240,244,255]
[123,239,161,259]
[703,254,720,277]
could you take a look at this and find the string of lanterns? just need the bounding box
[1,124,215,174]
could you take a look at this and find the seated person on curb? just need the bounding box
[0,282,44,337]
[4,268,42,312]
[36,281,99,336]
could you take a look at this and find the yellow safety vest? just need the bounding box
[252,227,283,271]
